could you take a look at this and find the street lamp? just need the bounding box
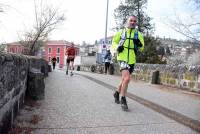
[105,0,109,45]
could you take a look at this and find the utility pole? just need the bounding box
[105,0,109,45]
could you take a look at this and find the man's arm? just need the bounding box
[65,48,68,56]
[111,30,122,56]
[138,32,144,52]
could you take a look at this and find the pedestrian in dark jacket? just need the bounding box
[104,49,112,74]
[51,57,57,70]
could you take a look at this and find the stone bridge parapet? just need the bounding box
[0,53,48,133]
[79,63,200,93]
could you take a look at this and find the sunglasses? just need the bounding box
[130,20,137,22]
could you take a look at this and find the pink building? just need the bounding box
[6,42,24,54]
[44,40,79,68]
[6,40,80,68]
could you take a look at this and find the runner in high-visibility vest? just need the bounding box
[111,15,144,111]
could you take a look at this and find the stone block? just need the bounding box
[48,65,52,72]
[151,70,160,84]
[0,110,12,134]
[77,66,80,71]
[109,64,114,75]
[27,69,45,100]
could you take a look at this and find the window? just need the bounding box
[57,47,60,53]
[56,57,59,63]
[48,48,51,53]
[10,48,14,53]
[12,48,15,53]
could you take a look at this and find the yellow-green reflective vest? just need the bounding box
[111,28,144,64]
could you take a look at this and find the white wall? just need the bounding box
[74,56,81,65]
[80,56,96,65]
[62,55,96,66]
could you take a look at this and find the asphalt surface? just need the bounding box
[12,70,200,134]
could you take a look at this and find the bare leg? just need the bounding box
[70,61,74,71]
[114,75,124,104]
[120,69,131,110]
[120,70,131,96]
[117,80,123,93]
[70,61,74,76]
[66,62,69,75]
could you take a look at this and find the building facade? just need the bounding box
[6,42,24,54]
[6,40,80,68]
[45,40,79,68]
[96,36,113,64]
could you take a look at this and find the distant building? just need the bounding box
[44,40,80,68]
[6,40,80,68]
[96,36,113,64]
[6,42,24,54]
[97,36,113,53]
[79,44,97,56]
[158,38,199,60]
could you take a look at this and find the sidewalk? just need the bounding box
[76,71,200,121]
[10,70,200,134]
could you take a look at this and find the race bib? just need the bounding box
[119,61,130,70]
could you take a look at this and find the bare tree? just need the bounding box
[166,0,200,43]
[192,0,200,8]
[0,43,6,52]
[187,51,200,65]
[20,0,65,55]
[0,3,5,12]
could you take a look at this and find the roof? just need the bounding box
[45,40,71,46]
[6,42,21,46]
[6,40,79,47]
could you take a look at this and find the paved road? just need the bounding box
[13,70,200,134]
[77,71,200,121]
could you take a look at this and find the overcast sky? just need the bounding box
[0,0,193,44]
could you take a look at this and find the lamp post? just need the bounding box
[101,0,109,64]
[105,0,109,45]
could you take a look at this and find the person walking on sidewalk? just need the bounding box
[104,49,112,74]
[65,42,76,76]
[111,15,144,110]
[51,56,57,70]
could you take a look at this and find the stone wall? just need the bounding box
[79,63,200,93]
[134,64,200,93]
[28,56,49,77]
[0,53,48,133]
